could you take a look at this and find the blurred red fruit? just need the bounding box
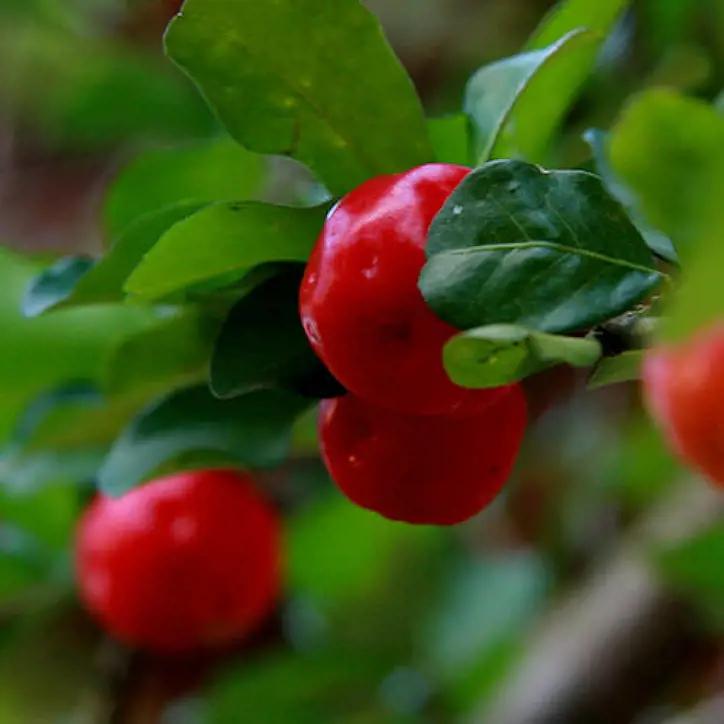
[76,469,281,653]
[643,323,724,486]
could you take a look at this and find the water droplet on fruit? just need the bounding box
[303,318,321,345]
[362,255,379,279]
[452,205,463,216]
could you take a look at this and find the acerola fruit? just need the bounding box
[76,469,280,653]
[300,163,511,416]
[643,324,724,486]
[319,386,527,525]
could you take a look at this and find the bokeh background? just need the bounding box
[1,1,723,722]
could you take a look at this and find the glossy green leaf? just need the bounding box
[465,30,596,163]
[104,137,265,238]
[22,257,94,318]
[165,0,432,195]
[97,386,309,496]
[125,202,329,302]
[420,160,662,333]
[210,266,343,400]
[479,0,631,162]
[444,324,601,388]
[428,114,471,165]
[23,203,203,314]
[584,128,678,264]
[587,350,643,389]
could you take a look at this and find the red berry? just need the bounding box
[643,324,724,486]
[75,469,281,653]
[300,163,511,416]
[319,386,527,525]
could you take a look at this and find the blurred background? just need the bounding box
[1,1,723,722]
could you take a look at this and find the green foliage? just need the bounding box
[584,129,678,263]
[210,266,343,400]
[0,248,150,440]
[527,0,630,49]
[288,493,440,608]
[466,30,597,164]
[21,257,94,319]
[444,324,601,388]
[608,90,724,341]
[422,552,550,708]
[588,350,643,389]
[428,114,471,165]
[420,160,662,333]
[0,22,212,149]
[103,309,218,396]
[23,203,204,315]
[165,0,433,195]
[104,136,266,237]
[98,386,310,496]
[464,0,631,163]
[124,202,330,302]
[609,90,724,253]
[656,524,724,629]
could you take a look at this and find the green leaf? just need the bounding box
[583,128,678,264]
[656,524,724,629]
[165,0,432,195]
[609,90,724,253]
[104,136,265,238]
[210,266,343,400]
[125,201,329,302]
[97,386,309,496]
[465,30,597,163]
[444,324,601,388]
[23,203,203,314]
[527,0,630,50]
[420,160,662,333]
[104,309,219,396]
[480,0,632,162]
[22,257,94,318]
[587,350,643,389]
[428,114,471,165]
[0,248,150,441]
[608,90,724,340]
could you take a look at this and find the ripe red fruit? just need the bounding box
[643,324,724,486]
[75,469,280,653]
[300,163,511,416]
[319,386,527,525]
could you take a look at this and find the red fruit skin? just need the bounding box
[75,469,280,653]
[643,324,724,487]
[319,386,528,525]
[300,163,512,416]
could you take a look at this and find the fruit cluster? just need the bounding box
[74,164,529,653]
[300,163,528,525]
